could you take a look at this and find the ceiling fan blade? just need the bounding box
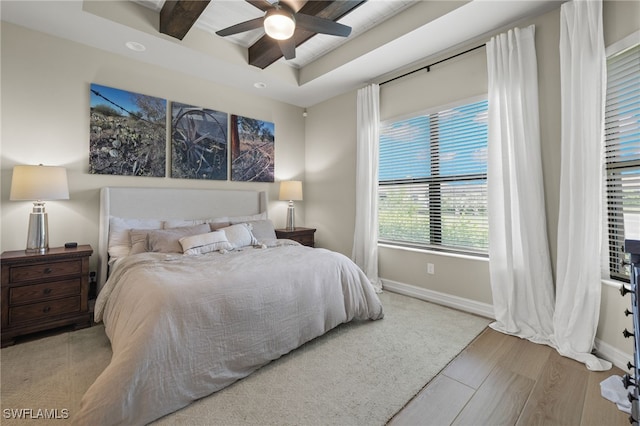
[246,0,272,12]
[278,38,296,60]
[216,17,264,37]
[294,13,352,37]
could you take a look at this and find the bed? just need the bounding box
[74,187,384,425]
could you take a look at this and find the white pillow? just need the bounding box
[243,219,276,241]
[163,217,230,229]
[108,217,163,259]
[229,212,267,224]
[163,219,206,228]
[180,231,233,255]
[220,223,259,249]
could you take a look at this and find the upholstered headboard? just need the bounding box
[98,187,268,289]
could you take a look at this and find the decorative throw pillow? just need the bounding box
[219,223,259,249]
[129,229,152,255]
[147,224,210,253]
[180,231,233,255]
[108,217,163,259]
[243,219,277,241]
[208,220,232,231]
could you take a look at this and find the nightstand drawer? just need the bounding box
[295,234,314,246]
[9,279,81,305]
[9,296,81,325]
[9,259,82,283]
[275,228,316,247]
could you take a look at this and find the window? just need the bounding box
[605,41,640,281]
[378,97,488,255]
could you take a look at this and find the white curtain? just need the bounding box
[353,84,382,292]
[553,0,611,371]
[486,25,556,344]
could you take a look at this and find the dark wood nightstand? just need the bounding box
[1,245,93,347]
[275,227,316,247]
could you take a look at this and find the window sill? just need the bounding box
[601,278,625,289]
[378,243,489,262]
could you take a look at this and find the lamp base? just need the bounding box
[285,201,295,231]
[25,202,48,253]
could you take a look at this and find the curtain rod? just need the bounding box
[379,44,485,86]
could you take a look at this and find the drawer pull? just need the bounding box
[42,306,51,313]
[43,267,53,274]
[43,288,52,295]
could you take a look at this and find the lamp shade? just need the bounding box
[10,165,70,201]
[279,180,303,201]
[264,9,296,40]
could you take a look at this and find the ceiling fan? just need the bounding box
[215,0,353,60]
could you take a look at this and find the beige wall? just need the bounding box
[304,91,357,255]
[0,22,306,270]
[306,0,640,358]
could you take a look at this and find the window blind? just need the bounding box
[605,43,640,281]
[379,98,488,255]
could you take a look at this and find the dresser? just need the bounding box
[275,227,316,247]
[1,245,93,347]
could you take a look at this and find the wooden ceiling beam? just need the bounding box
[248,0,366,69]
[160,0,211,40]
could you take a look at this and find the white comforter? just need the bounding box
[74,244,384,425]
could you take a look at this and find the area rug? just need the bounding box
[1,291,490,425]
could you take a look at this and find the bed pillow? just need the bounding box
[108,217,163,259]
[163,217,230,230]
[219,223,259,249]
[129,229,152,255]
[180,231,233,255]
[208,221,232,231]
[163,219,205,228]
[243,219,277,241]
[229,212,267,224]
[147,224,211,253]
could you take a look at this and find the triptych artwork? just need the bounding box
[89,83,275,182]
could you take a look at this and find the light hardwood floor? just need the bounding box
[388,327,631,426]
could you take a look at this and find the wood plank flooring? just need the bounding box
[388,328,631,426]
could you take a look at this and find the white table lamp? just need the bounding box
[279,180,302,231]
[10,165,69,253]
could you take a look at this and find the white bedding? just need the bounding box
[74,244,384,425]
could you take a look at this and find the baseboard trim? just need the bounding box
[381,279,633,371]
[381,279,495,319]
[595,338,632,371]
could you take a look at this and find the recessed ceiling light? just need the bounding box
[254,82,267,89]
[125,41,146,52]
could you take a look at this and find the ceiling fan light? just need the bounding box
[264,10,295,40]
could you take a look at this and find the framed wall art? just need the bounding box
[89,83,166,177]
[230,114,275,182]
[171,102,228,180]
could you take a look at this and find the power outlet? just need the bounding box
[427,263,435,275]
